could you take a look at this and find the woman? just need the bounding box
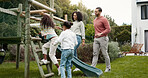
[40,15,60,75]
[71,11,85,71]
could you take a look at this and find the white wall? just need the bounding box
[132,0,148,52]
[132,0,138,45]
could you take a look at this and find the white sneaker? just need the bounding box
[41,59,48,64]
[73,68,80,72]
[104,68,111,72]
[58,67,61,75]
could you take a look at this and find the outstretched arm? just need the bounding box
[55,26,63,30]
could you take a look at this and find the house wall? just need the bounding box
[132,0,148,52]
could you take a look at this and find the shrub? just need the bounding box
[4,44,34,61]
[108,41,120,61]
[77,41,120,63]
[77,43,93,63]
[120,43,131,52]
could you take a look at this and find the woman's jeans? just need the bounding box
[74,35,82,57]
[60,49,74,78]
[71,35,81,67]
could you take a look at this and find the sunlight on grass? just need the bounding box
[0,56,148,78]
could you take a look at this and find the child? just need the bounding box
[40,15,60,75]
[54,21,78,78]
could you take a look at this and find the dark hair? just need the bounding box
[40,15,55,28]
[63,21,73,29]
[72,11,83,21]
[96,7,102,12]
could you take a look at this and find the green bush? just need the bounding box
[77,43,93,63]
[77,41,120,63]
[4,44,34,61]
[120,43,131,52]
[108,41,120,61]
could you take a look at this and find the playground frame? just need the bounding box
[0,0,66,78]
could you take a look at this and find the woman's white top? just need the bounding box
[70,21,85,39]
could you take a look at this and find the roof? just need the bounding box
[137,1,148,4]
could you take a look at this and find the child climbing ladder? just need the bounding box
[39,14,60,75]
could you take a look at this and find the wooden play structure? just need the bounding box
[0,0,66,78]
[0,4,22,69]
[123,43,143,56]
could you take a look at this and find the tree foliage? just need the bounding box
[108,25,131,44]
[104,15,118,26]
[0,0,125,42]
[85,24,94,42]
[0,22,17,37]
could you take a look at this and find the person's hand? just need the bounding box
[82,39,85,47]
[39,12,44,16]
[95,33,102,38]
[55,26,63,30]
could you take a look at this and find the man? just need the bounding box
[91,7,111,72]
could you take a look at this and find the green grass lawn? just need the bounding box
[0,56,148,78]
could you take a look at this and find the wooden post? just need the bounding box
[24,0,30,78]
[64,14,68,21]
[16,4,22,69]
[17,4,22,37]
[50,0,54,17]
[16,44,20,69]
[49,0,54,70]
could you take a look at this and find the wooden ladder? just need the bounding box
[30,37,54,78]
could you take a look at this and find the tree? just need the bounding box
[85,24,95,42]
[55,0,78,21]
[104,15,118,26]
[77,2,93,24]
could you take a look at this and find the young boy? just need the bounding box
[54,21,78,78]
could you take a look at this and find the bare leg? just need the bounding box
[43,54,47,60]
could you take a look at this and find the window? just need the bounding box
[141,5,148,19]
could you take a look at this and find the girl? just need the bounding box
[54,21,77,78]
[40,15,60,75]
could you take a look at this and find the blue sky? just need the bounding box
[70,0,132,25]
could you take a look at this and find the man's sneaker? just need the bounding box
[104,68,111,72]
[41,59,48,64]
[58,67,61,75]
[73,68,80,72]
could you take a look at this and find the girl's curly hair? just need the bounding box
[40,15,55,28]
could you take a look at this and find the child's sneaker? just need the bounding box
[104,68,111,72]
[73,68,80,72]
[41,59,48,64]
[58,67,61,75]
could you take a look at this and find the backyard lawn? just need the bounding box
[0,56,148,78]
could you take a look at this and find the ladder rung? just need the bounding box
[44,73,54,77]
[57,59,61,61]
[31,37,42,41]
[39,61,50,66]
[36,49,42,53]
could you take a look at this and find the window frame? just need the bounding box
[141,5,148,20]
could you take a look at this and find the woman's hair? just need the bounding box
[40,15,55,28]
[72,11,83,21]
[63,21,73,29]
